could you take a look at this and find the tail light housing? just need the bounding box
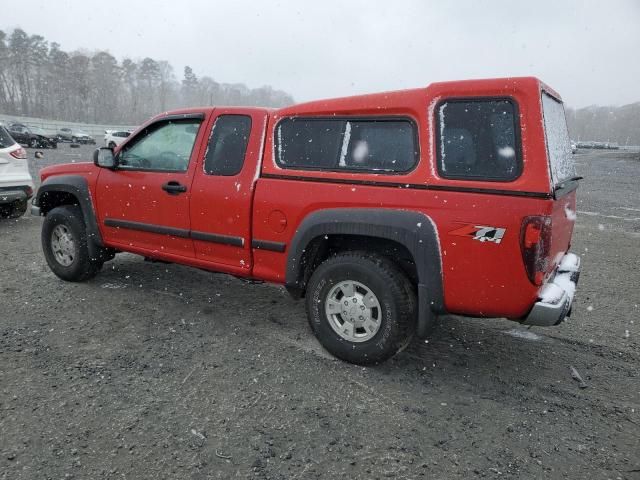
[9,147,27,159]
[520,216,552,285]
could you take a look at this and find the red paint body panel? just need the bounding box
[189,108,269,270]
[38,77,578,322]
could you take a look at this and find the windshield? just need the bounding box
[541,92,576,185]
[30,127,47,135]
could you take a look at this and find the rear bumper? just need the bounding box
[0,186,32,205]
[522,253,581,327]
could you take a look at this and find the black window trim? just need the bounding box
[434,96,523,183]
[273,115,420,175]
[203,113,253,177]
[116,114,204,173]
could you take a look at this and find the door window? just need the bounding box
[119,119,201,172]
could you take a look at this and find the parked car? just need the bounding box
[31,76,581,365]
[104,130,131,148]
[0,125,34,218]
[7,123,57,149]
[57,127,96,144]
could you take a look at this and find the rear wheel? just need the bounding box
[305,252,416,365]
[108,141,117,148]
[29,137,38,148]
[42,205,103,282]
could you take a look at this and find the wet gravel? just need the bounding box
[0,145,638,479]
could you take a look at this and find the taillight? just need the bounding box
[9,147,27,159]
[520,216,552,285]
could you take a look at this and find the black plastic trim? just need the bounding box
[553,177,581,199]
[260,173,551,199]
[104,218,246,246]
[104,218,190,238]
[285,208,444,337]
[192,231,244,247]
[252,239,287,252]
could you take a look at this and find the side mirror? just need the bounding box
[94,147,117,169]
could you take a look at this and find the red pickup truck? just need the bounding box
[32,76,581,365]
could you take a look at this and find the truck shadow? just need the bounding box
[92,254,576,394]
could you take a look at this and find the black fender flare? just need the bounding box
[34,175,105,257]
[286,208,444,337]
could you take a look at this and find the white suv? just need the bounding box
[0,126,34,218]
[104,130,131,148]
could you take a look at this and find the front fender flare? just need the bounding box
[34,175,104,255]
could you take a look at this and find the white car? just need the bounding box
[104,130,131,148]
[0,125,34,218]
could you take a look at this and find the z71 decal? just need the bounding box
[449,224,506,244]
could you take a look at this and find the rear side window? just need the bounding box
[0,126,17,149]
[436,99,521,181]
[541,92,576,185]
[276,118,417,173]
[204,115,252,176]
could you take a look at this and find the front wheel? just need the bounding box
[42,205,102,282]
[305,252,416,365]
[29,138,38,148]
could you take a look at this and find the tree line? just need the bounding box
[566,103,640,146]
[0,28,294,125]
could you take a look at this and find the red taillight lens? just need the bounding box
[9,147,27,159]
[520,216,552,285]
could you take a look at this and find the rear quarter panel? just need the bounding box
[253,78,557,319]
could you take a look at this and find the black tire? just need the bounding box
[41,205,102,282]
[108,141,117,149]
[305,252,416,365]
[29,137,38,148]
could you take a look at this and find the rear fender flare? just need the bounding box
[286,208,444,337]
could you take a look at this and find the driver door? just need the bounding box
[95,113,208,259]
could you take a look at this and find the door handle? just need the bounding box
[162,181,187,195]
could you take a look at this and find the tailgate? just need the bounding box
[548,191,577,273]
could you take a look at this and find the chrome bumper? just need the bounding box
[523,253,581,327]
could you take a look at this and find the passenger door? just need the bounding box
[189,109,267,273]
[95,114,207,258]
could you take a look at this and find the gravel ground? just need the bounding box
[1,145,638,479]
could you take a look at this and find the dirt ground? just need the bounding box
[1,145,638,479]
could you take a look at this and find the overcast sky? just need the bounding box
[3,0,639,108]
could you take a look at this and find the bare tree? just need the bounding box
[0,27,295,125]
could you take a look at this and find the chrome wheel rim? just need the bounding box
[51,224,75,266]
[325,280,382,342]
